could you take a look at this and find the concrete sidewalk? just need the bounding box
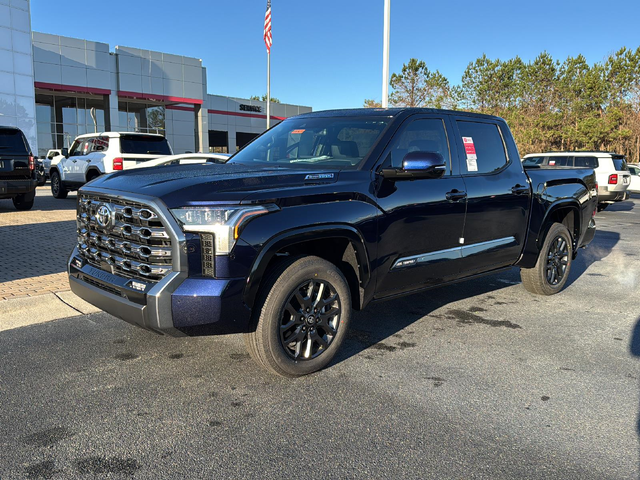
[0,290,99,331]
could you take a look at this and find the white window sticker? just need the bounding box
[462,137,478,171]
[466,155,478,172]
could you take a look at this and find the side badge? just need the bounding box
[305,173,335,180]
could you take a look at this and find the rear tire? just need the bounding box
[51,171,68,199]
[12,190,35,211]
[244,255,352,377]
[521,223,573,295]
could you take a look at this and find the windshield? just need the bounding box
[228,117,391,169]
[120,135,172,155]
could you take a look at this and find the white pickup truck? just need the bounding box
[50,132,173,199]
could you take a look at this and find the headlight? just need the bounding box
[170,205,277,254]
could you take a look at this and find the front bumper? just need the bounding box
[0,178,37,198]
[69,247,251,336]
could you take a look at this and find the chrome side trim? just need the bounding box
[391,236,517,270]
[461,236,516,257]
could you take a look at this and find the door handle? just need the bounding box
[446,190,467,202]
[511,184,529,195]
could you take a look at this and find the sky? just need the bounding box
[31,0,640,111]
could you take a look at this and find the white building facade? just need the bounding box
[1,0,312,157]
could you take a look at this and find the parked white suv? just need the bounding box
[522,151,631,210]
[50,132,172,199]
[43,149,65,178]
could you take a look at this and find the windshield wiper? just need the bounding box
[146,150,164,154]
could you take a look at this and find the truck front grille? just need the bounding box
[76,193,173,282]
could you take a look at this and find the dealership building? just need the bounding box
[0,0,311,157]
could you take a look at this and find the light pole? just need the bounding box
[382,0,390,108]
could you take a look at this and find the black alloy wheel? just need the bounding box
[520,222,573,295]
[545,236,569,286]
[279,279,341,360]
[244,255,352,377]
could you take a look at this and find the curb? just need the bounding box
[0,290,100,332]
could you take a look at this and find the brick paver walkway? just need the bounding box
[0,187,78,300]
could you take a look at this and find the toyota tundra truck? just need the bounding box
[0,126,38,211]
[68,108,598,377]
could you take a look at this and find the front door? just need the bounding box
[374,115,467,298]
[452,118,531,276]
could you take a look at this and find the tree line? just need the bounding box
[365,49,640,162]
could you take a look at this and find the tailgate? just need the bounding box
[0,154,30,179]
[120,154,166,170]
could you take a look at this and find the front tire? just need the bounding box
[50,171,68,199]
[520,222,573,295]
[244,255,352,377]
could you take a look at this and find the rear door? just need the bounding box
[453,118,531,276]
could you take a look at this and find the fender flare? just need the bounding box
[537,199,581,251]
[85,167,102,181]
[243,224,371,309]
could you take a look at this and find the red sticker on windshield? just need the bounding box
[291,129,305,134]
[549,160,556,166]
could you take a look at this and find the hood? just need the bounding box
[85,163,339,208]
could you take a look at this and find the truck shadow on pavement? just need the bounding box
[565,229,620,288]
[334,228,620,367]
[334,267,520,366]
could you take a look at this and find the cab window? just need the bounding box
[456,121,508,174]
[383,118,450,171]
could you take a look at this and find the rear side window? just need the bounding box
[119,135,171,155]
[0,129,29,155]
[573,156,598,168]
[523,156,544,166]
[612,156,627,171]
[89,136,109,153]
[456,121,508,174]
[547,156,570,166]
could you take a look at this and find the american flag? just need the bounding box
[264,0,272,53]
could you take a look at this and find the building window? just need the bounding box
[208,130,228,153]
[118,101,165,135]
[35,92,107,157]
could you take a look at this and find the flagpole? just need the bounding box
[382,0,390,108]
[267,51,271,129]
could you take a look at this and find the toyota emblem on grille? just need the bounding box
[96,204,112,228]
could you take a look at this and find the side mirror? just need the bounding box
[62,148,69,158]
[380,151,446,180]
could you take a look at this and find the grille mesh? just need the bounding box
[76,193,173,283]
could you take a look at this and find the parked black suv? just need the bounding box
[0,126,37,211]
[68,108,598,376]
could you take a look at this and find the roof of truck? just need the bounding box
[523,151,624,157]
[294,108,503,121]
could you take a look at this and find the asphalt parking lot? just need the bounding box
[0,197,639,479]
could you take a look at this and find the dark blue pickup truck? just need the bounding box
[68,108,597,376]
